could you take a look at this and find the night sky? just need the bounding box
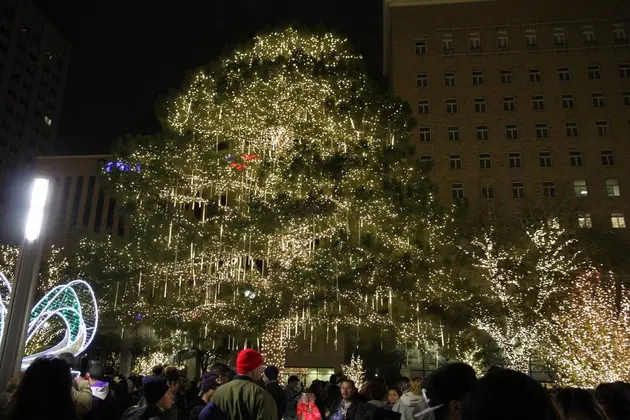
[33,0,384,156]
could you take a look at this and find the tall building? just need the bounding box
[384,0,630,234]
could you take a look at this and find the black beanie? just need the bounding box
[143,376,169,405]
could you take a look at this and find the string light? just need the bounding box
[342,354,366,389]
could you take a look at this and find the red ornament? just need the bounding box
[243,154,259,161]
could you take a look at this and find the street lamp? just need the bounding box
[0,178,50,391]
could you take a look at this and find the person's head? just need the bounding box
[164,366,181,392]
[288,375,300,386]
[556,387,608,420]
[422,363,477,420]
[411,377,423,395]
[263,365,279,383]
[461,368,562,420]
[87,361,106,384]
[143,376,174,410]
[235,349,264,379]
[152,364,165,376]
[366,381,388,402]
[200,372,219,402]
[595,382,630,420]
[341,379,356,401]
[210,363,233,385]
[399,377,411,394]
[388,388,401,405]
[8,356,76,420]
[330,374,338,385]
[310,380,324,396]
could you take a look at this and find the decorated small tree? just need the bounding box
[342,353,366,390]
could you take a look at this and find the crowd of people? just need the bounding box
[0,349,628,420]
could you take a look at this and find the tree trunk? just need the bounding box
[261,321,287,374]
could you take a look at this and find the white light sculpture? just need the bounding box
[0,276,98,369]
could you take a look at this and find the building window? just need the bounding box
[592,92,606,107]
[613,24,627,43]
[582,25,596,44]
[472,70,484,85]
[588,64,601,79]
[477,125,489,140]
[419,127,431,142]
[452,183,464,199]
[606,179,620,196]
[445,72,456,86]
[620,64,630,78]
[601,149,615,166]
[529,68,541,83]
[509,152,521,168]
[418,100,430,114]
[415,39,427,55]
[570,150,584,167]
[448,126,460,141]
[623,91,630,106]
[566,122,579,137]
[525,29,537,47]
[554,28,566,45]
[543,181,556,198]
[512,182,525,198]
[597,120,610,136]
[446,99,458,114]
[562,94,575,109]
[470,32,481,50]
[506,124,518,139]
[574,180,588,197]
[504,96,515,111]
[420,154,433,163]
[497,31,509,48]
[500,70,512,84]
[474,97,487,112]
[536,122,549,138]
[482,186,494,198]
[532,95,545,110]
[539,151,552,167]
[442,34,454,52]
[578,213,592,228]
[43,115,52,126]
[611,213,626,229]
[450,154,462,170]
[416,73,428,88]
[558,67,571,81]
[479,153,491,169]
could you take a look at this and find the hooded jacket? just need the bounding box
[85,381,117,420]
[209,374,277,420]
[392,392,428,420]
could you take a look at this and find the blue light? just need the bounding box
[105,160,141,173]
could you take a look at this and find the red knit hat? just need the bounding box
[236,349,264,374]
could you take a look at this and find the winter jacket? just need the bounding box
[72,379,94,415]
[85,381,117,420]
[209,374,277,420]
[265,381,286,419]
[392,392,427,420]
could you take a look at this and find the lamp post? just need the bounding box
[0,178,49,391]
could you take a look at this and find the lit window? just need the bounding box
[623,91,630,106]
[415,39,427,55]
[529,68,541,83]
[611,212,626,228]
[476,125,489,140]
[620,64,630,78]
[417,73,428,88]
[543,181,556,198]
[43,116,52,126]
[532,95,545,110]
[448,126,460,141]
[442,34,454,52]
[562,94,575,109]
[592,92,606,107]
[613,24,627,43]
[504,96,515,111]
[450,154,462,170]
[558,67,571,81]
[470,33,481,50]
[419,127,431,142]
[582,25,596,44]
[446,99,458,114]
[597,120,610,136]
[554,28,566,45]
[539,151,552,167]
[445,72,456,86]
[525,29,537,47]
[479,153,491,169]
[588,65,601,79]
[482,186,494,198]
[606,179,620,197]
[601,149,615,166]
[512,182,525,198]
[506,124,518,139]
[418,100,430,115]
[536,122,548,138]
[578,213,592,228]
[509,152,521,168]
[452,183,464,199]
[500,70,512,84]
[472,70,484,85]
[497,31,509,48]
[566,122,579,137]
[570,151,583,167]
[474,97,487,112]
[574,180,588,197]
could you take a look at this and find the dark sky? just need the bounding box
[34,0,384,156]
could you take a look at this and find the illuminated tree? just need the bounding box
[342,353,366,389]
[542,271,630,387]
[77,28,461,367]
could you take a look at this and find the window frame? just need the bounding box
[506,124,519,139]
[536,122,549,138]
[588,64,601,80]
[451,183,464,199]
[539,151,552,168]
[566,122,579,137]
[532,95,545,110]
[574,180,588,197]
[446,98,458,114]
[419,126,432,142]
[570,150,584,167]
[476,125,489,140]
[592,92,606,107]
[418,100,430,115]
[500,70,512,84]
[416,73,428,88]
[611,212,626,229]
[450,154,462,170]
[479,153,492,169]
[512,182,525,198]
[472,70,484,85]
[448,126,460,141]
[601,149,615,166]
[474,97,487,112]
[444,72,456,86]
[415,39,427,55]
[606,179,621,197]
[558,67,571,81]
[509,152,522,168]
[596,120,610,136]
[562,94,575,109]
[543,181,556,198]
[529,68,542,83]
[578,213,592,228]
[504,96,516,111]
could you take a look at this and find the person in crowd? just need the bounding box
[413,363,476,420]
[207,348,277,420]
[327,374,342,411]
[330,379,363,420]
[366,382,388,408]
[263,365,286,418]
[164,366,183,420]
[209,363,234,386]
[393,377,426,420]
[283,376,302,420]
[556,387,609,420]
[386,388,401,408]
[153,365,166,377]
[308,380,327,419]
[595,382,630,420]
[190,372,219,420]
[59,352,94,415]
[121,376,175,420]
[297,391,324,420]
[0,377,19,420]
[85,361,117,420]
[460,368,563,420]
[6,356,78,420]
